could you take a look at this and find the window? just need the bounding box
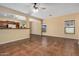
[64,20,75,34]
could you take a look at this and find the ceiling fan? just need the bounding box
[27,3,46,16]
[33,3,38,10]
[32,3,46,13]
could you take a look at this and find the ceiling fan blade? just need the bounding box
[38,4,46,10]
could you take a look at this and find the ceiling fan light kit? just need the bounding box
[32,8,38,13]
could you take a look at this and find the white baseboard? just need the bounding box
[43,34,79,40]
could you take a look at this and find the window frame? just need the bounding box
[64,20,75,34]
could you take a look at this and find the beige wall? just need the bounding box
[29,18,41,35]
[26,17,30,28]
[31,21,41,35]
[43,13,79,39]
[0,29,30,44]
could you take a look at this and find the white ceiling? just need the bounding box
[0,3,79,19]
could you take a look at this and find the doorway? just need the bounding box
[29,18,43,40]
